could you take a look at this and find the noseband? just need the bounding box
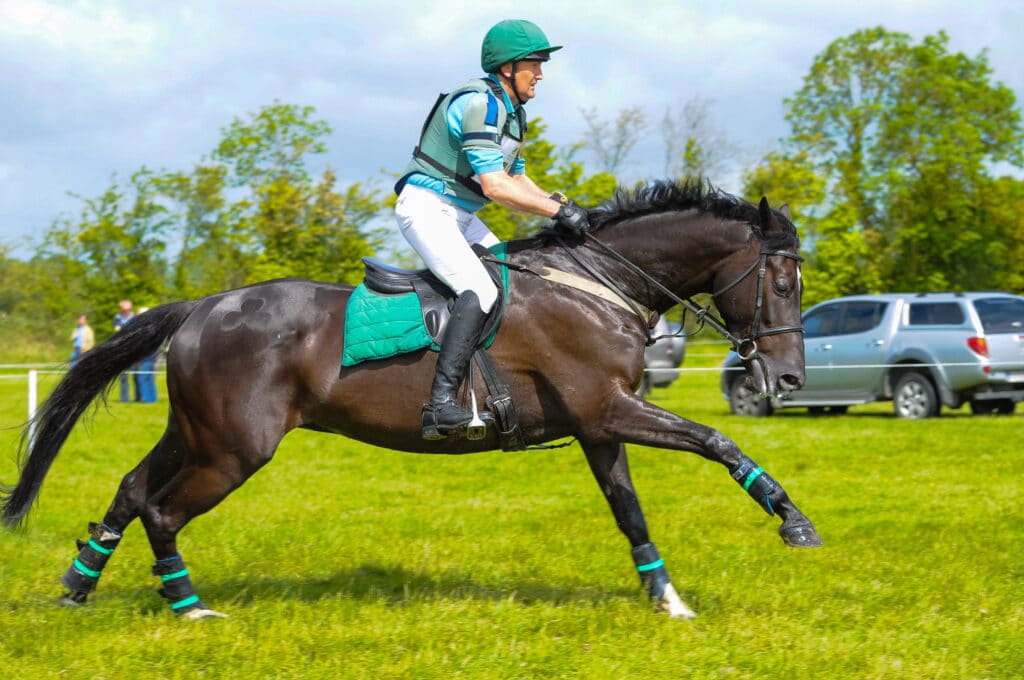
[576,234,804,361]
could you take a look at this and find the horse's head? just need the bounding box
[713,198,805,399]
[579,181,804,398]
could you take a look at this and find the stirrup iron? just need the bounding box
[466,390,486,440]
[465,366,486,440]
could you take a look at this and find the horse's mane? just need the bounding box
[588,178,798,247]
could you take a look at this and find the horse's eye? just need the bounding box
[773,279,792,296]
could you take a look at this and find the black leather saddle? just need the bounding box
[360,245,507,346]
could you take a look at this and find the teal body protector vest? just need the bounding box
[398,77,526,205]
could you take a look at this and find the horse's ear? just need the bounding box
[779,203,791,220]
[758,196,776,232]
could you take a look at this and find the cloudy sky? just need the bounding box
[1,0,1021,255]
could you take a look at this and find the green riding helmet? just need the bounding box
[481,19,562,73]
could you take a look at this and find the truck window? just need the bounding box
[973,298,1024,333]
[908,302,965,326]
[839,302,887,335]
[803,304,841,338]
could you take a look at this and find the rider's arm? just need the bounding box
[510,172,556,201]
[454,92,562,217]
[478,170,561,217]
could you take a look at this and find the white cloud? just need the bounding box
[0,0,158,61]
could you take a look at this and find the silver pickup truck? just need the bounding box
[722,292,1024,418]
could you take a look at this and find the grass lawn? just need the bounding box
[1,350,1022,679]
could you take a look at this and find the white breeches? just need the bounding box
[394,184,500,313]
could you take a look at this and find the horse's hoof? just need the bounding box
[779,520,823,548]
[181,607,228,620]
[660,583,698,620]
[58,591,89,607]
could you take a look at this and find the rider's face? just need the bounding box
[505,60,544,103]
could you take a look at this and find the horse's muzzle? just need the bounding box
[746,358,804,399]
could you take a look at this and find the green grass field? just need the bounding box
[1,352,1022,679]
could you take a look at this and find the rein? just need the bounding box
[554,236,657,330]
[579,232,805,361]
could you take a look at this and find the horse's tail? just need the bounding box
[0,300,200,529]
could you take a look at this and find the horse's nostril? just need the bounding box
[781,373,803,390]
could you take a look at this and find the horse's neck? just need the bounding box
[597,215,753,312]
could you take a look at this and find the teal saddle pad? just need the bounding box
[341,243,508,367]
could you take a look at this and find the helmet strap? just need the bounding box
[505,62,526,105]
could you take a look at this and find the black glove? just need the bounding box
[552,195,590,235]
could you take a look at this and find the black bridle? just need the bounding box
[709,245,805,360]
[575,233,805,361]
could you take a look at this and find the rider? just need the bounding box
[394,19,590,440]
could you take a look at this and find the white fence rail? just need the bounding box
[2,367,162,448]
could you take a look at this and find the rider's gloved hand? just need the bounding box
[550,192,590,236]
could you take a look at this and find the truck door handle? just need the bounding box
[818,344,832,351]
[869,339,884,347]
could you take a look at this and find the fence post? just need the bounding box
[27,369,38,448]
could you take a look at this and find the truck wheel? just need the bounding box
[893,372,939,419]
[729,376,773,416]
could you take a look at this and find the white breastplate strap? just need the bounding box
[536,266,652,320]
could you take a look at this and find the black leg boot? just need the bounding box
[422,291,494,440]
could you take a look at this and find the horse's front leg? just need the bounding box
[585,392,823,549]
[582,441,697,619]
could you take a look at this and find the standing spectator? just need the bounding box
[113,299,135,402]
[134,307,158,403]
[69,314,95,366]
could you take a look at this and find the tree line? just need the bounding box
[2,26,1021,355]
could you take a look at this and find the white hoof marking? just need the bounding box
[661,583,697,619]
[182,608,228,620]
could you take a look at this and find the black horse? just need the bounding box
[2,180,821,619]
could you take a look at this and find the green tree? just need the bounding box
[210,102,384,284]
[748,27,1024,298]
[0,243,27,316]
[976,176,1024,294]
[213,100,330,188]
[741,150,825,229]
[157,164,252,297]
[35,170,170,337]
[247,170,380,284]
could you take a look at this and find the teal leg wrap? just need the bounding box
[153,554,206,614]
[731,456,778,516]
[631,542,671,600]
[62,522,122,593]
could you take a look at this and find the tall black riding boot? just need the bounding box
[422,291,494,440]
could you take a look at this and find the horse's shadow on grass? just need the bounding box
[111,562,665,615]
[212,562,644,609]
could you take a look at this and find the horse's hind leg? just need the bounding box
[583,441,697,619]
[138,420,286,619]
[138,463,240,619]
[60,427,187,606]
